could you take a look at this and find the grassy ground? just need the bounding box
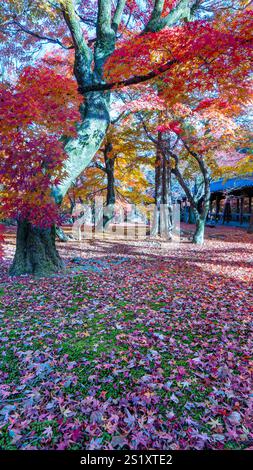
[0,226,252,449]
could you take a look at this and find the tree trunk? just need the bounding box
[103,151,116,229]
[191,168,210,245]
[11,91,110,276]
[193,216,205,245]
[9,220,64,276]
[52,91,110,203]
[151,132,173,239]
[160,151,173,240]
[151,138,162,237]
[55,226,70,242]
[192,195,210,245]
[96,144,116,231]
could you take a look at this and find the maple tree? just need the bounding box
[0,65,81,274]
[0,0,252,273]
[155,107,251,243]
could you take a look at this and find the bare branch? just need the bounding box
[111,110,130,125]
[140,118,159,145]
[92,162,107,172]
[3,20,74,49]
[170,159,198,209]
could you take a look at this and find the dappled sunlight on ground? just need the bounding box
[0,225,252,450]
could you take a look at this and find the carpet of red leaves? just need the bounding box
[0,225,252,450]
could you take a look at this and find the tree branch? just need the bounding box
[111,110,130,125]
[61,1,90,57]
[3,20,74,49]
[112,0,127,32]
[176,137,211,207]
[61,0,93,88]
[171,164,197,209]
[82,58,177,93]
[96,0,113,40]
[145,0,200,32]
[140,118,159,145]
[92,162,107,172]
[180,138,210,184]
[95,0,116,78]
[145,0,165,32]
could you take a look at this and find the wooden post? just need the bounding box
[215,195,220,221]
[240,197,243,225]
[237,198,240,222]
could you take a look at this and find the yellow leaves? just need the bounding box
[78,331,90,338]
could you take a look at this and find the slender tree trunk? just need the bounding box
[96,143,116,231]
[151,133,173,239]
[103,156,116,229]
[9,220,64,276]
[151,135,162,236]
[55,226,70,242]
[160,152,173,239]
[192,182,210,245]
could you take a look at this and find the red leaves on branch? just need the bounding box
[0,65,81,227]
[193,99,229,113]
[105,11,252,107]
[157,120,182,134]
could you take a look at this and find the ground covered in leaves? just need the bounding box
[0,225,252,450]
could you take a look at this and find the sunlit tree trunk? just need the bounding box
[192,170,210,245]
[170,145,211,246]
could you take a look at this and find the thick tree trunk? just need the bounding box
[9,220,64,276]
[12,92,110,276]
[192,193,210,245]
[193,216,205,245]
[52,91,110,203]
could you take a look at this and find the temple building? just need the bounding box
[178,175,253,230]
[209,176,253,226]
